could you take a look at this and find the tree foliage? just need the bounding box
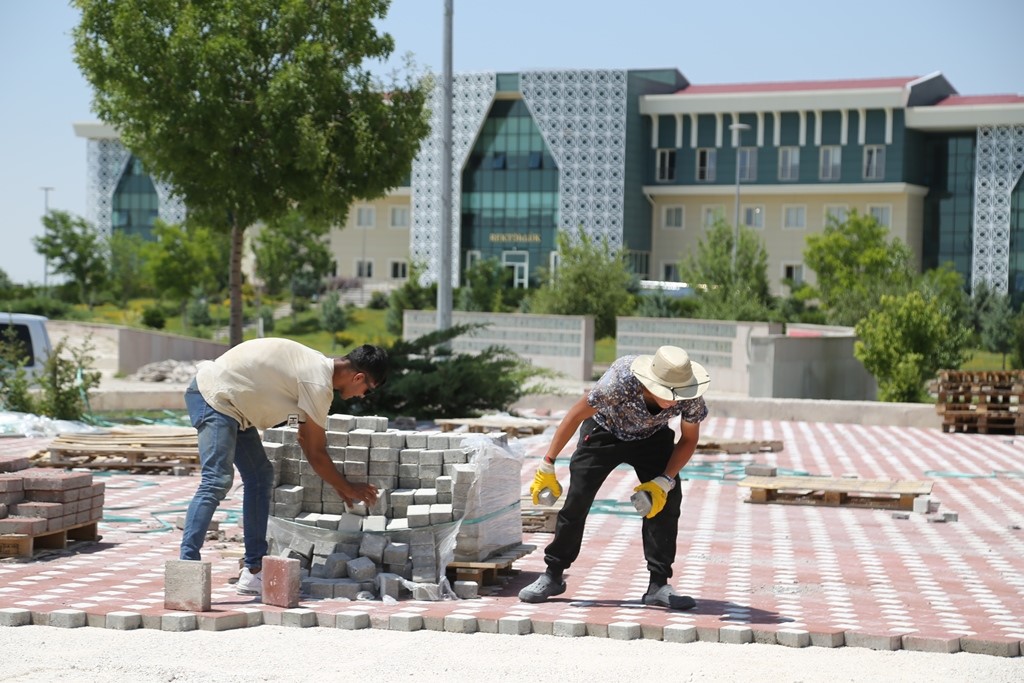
[32,211,108,308]
[145,222,230,305]
[386,263,436,336]
[73,0,431,345]
[319,291,348,350]
[804,210,915,326]
[107,230,151,305]
[253,210,334,298]
[854,291,970,402]
[677,219,774,321]
[528,226,636,339]
[336,324,552,419]
[457,257,520,313]
[979,290,1015,369]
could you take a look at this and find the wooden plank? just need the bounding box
[739,476,932,495]
[446,543,536,585]
[0,521,99,558]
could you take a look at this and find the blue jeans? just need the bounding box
[180,379,273,571]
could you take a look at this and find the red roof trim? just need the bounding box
[935,94,1024,106]
[674,77,919,95]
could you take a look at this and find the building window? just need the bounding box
[778,146,800,181]
[662,263,680,281]
[656,149,676,182]
[868,204,892,227]
[356,206,375,228]
[702,205,725,229]
[356,260,374,278]
[864,145,886,180]
[742,205,764,229]
[783,263,804,286]
[825,204,849,226]
[737,147,757,182]
[696,148,716,182]
[390,260,408,279]
[820,146,841,181]
[783,205,806,229]
[663,205,684,229]
[390,206,410,228]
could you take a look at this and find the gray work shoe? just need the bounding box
[518,574,566,603]
[643,584,696,610]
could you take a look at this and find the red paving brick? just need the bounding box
[1,418,1022,655]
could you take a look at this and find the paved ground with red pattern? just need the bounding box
[1,417,1022,657]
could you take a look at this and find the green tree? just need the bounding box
[979,290,1015,369]
[457,257,520,312]
[320,291,347,350]
[107,230,151,305]
[145,222,230,307]
[529,226,636,339]
[253,210,334,298]
[73,0,431,346]
[36,338,103,421]
[804,210,915,326]
[854,291,970,402]
[677,219,774,321]
[0,326,36,414]
[386,264,436,336]
[31,211,108,308]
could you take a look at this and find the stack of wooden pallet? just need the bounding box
[40,426,199,471]
[935,370,1024,435]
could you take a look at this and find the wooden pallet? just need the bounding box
[739,476,932,511]
[0,521,100,559]
[521,494,564,533]
[696,437,784,454]
[434,417,550,437]
[941,411,1023,435]
[41,427,199,471]
[445,543,536,585]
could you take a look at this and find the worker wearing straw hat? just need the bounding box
[520,345,709,610]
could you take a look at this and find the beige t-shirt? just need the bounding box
[194,338,335,431]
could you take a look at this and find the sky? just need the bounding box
[1,0,1022,286]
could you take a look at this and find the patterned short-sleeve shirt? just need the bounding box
[587,355,709,441]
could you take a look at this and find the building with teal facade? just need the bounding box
[75,68,1024,299]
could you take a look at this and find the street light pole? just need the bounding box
[40,186,54,292]
[437,0,453,334]
[729,123,750,272]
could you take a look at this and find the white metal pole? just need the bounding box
[437,0,454,333]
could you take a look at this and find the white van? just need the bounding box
[0,313,53,378]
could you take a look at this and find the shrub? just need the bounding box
[141,305,166,329]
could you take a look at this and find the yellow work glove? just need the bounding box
[633,475,674,519]
[530,460,562,505]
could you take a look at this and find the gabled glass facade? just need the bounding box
[460,99,559,284]
[112,155,160,240]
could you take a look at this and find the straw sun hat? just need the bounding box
[630,346,710,401]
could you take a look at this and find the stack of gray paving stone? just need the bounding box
[261,414,522,600]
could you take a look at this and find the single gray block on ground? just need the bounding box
[663,624,698,643]
[453,580,478,599]
[163,559,212,612]
[0,608,31,627]
[161,613,198,632]
[719,625,753,644]
[336,611,371,630]
[498,616,532,635]
[389,613,423,632]
[359,533,388,562]
[280,608,318,628]
[105,611,142,630]
[444,614,478,633]
[608,622,642,640]
[553,620,587,637]
[845,631,902,651]
[49,609,87,629]
[776,629,811,648]
[902,634,960,653]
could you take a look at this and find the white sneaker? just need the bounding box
[236,567,263,596]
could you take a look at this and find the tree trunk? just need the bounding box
[229,219,245,347]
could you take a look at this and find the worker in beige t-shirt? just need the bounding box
[179,339,388,596]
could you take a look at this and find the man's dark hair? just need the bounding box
[345,344,389,387]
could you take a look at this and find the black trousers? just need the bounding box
[544,417,682,582]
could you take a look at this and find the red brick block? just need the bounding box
[20,469,93,492]
[0,517,47,535]
[26,488,80,503]
[12,501,64,519]
[0,475,25,493]
[262,556,301,608]
[90,482,105,496]
[0,455,30,473]
[0,491,25,506]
